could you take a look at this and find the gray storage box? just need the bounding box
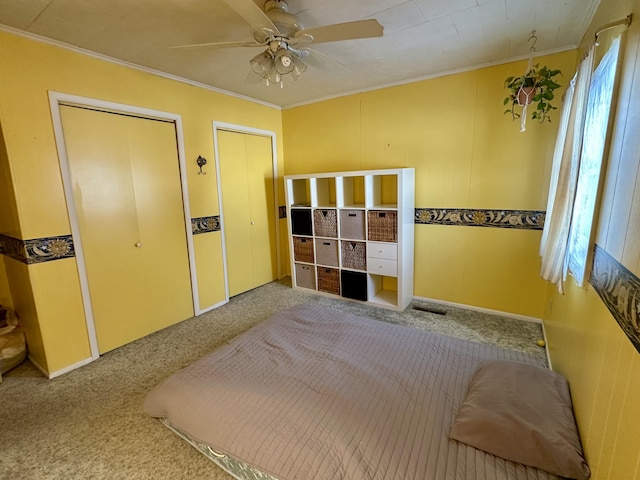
[315,238,339,267]
[340,209,365,240]
[294,263,316,290]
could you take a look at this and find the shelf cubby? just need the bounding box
[366,174,398,209]
[338,175,366,208]
[288,178,311,207]
[311,177,337,208]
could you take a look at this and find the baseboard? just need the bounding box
[29,354,96,379]
[27,355,49,377]
[412,295,543,324]
[540,322,553,370]
[197,298,228,315]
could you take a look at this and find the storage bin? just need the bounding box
[367,210,397,243]
[339,209,365,240]
[293,236,314,263]
[313,209,338,237]
[291,208,313,236]
[341,241,366,271]
[294,263,316,290]
[317,267,340,295]
[315,238,339,267]
[341,270,367,301]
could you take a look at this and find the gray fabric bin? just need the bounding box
[340,209,365,240]
[294,263,316,290]
[315,238,339,267]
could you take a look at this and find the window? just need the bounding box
[566,37,621,285]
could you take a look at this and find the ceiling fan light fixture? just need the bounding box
[250,50,274,77]
[274,47,295,74]
[290,55,307,80]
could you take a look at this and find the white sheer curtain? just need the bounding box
[539,46,595,293]
[566,37,621,286]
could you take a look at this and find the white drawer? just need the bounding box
[368,241,397,260]
[367,258,397,277]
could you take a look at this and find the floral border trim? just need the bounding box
[279,206,545,230]
[415,208,545,230]
[589,244,640,354]
[191,216,221,235]
[0,234,75,265]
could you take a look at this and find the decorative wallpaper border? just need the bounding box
[191,216,221,235]
[279,207,545,230]
[415,208,545,230]
[0,234,75,264]
[589,244,640,354]
[0,216,221,264]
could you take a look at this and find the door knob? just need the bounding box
[135,242,142,248]
[251,221,255,225]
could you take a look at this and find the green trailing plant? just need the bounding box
[503,64,562,124]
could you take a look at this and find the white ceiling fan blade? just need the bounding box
[169,40,263,50]
[300,47,345,71]
[294,19,383,44]
[221,0,281,36]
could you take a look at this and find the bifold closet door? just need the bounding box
[218,130,277,297]
[60,105,194,354]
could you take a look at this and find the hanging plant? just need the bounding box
[503,64,562,126]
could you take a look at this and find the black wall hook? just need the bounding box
[196,155,207,175]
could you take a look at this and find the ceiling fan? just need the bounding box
[173,0,384,87]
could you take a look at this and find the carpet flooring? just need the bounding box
[0,279,546,479]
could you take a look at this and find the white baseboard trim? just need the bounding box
[28,354,96,379]
[197,299,228,315]
[26,355,49,377]
[412,296,543,324]
[541,322,553,370]
[48,356,96,379]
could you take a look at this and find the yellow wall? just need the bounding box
[543,0,640,478]
[545,280,640,479]
[0,30,284,375]
[0,256,13,310]
[283,50,576,318]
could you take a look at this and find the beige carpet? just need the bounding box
[0,279,546,479]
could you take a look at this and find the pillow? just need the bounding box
[450,360,590,480]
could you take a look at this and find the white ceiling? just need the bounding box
[0,0,600,108]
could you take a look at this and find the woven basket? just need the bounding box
[341,241,366,271]
[293,236,314,263]
[317,267,340,295]
[313,209,338,237]
[367,210,397,243]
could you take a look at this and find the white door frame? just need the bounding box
[49,92,201,362]
[212,121,281,304]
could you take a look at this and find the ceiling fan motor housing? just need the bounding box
[264,0,302,37]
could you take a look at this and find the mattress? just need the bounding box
[144,304,560,480]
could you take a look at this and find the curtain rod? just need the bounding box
[595,14,633,42]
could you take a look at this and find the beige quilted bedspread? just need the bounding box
[144,304,557,480]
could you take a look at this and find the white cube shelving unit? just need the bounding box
[285,168,414,311]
